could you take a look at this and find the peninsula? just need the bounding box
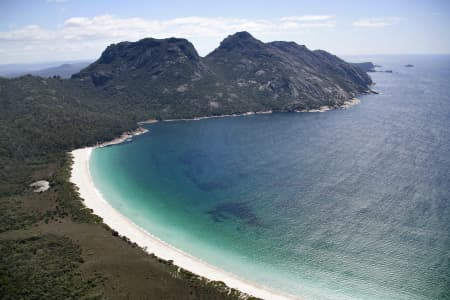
[0,31,373,299]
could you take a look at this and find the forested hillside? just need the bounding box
[0,31,372,299]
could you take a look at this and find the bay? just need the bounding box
[90,55,450,299]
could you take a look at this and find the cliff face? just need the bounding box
[72,31,373,114]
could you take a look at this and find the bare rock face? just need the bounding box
[90,71,113,86]
[72,31,373,113]
[30,180,50,192]
[205,32,372,110]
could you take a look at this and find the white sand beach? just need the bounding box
[295,98,361,113]
[70,147,299,300]
[97,127,148,148]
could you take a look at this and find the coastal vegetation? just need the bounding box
[0,32,372,299]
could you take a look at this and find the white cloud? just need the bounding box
[0,15,337,63]
[281,15,334,22]
[280,15,336,29]
[352,17,402,28]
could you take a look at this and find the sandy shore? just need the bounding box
[69,98,361,298]
[295,98,361,113]
[70,147,299,300]
[97,127,149,148]
[163,111,261,122]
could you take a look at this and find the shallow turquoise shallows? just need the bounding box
[90,55,450,300]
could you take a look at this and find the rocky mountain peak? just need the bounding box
[214,31,264,52]
[268,41,307,52]
[72,37,202,86]
[97,37,200,65]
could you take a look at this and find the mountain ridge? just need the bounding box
[71,31,373,116]
[0,61,91,79]
[1,31,376,164]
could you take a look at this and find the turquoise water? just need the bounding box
[90,55,450,299]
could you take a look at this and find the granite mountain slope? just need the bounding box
[72,31,373,116]
[1,31,374,166]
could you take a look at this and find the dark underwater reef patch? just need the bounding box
[207,202,260,226]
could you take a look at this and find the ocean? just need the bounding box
[90,55,450,299]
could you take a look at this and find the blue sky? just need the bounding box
[1,0,449,63]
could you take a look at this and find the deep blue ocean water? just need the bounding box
[90,55,450,299]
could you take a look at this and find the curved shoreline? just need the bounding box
[139,97,362,125]
[68,97,362,299]
[70,147,300,300]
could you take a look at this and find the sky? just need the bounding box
[0,0,449,64]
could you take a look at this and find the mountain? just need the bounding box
[2,31,375,165]
[1,61,91,78]
[72,31,373,116]
[73,38,204,86]
[28,62,91,78]
[205,32,372,109]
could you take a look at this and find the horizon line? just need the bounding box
[2,53,450,66]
